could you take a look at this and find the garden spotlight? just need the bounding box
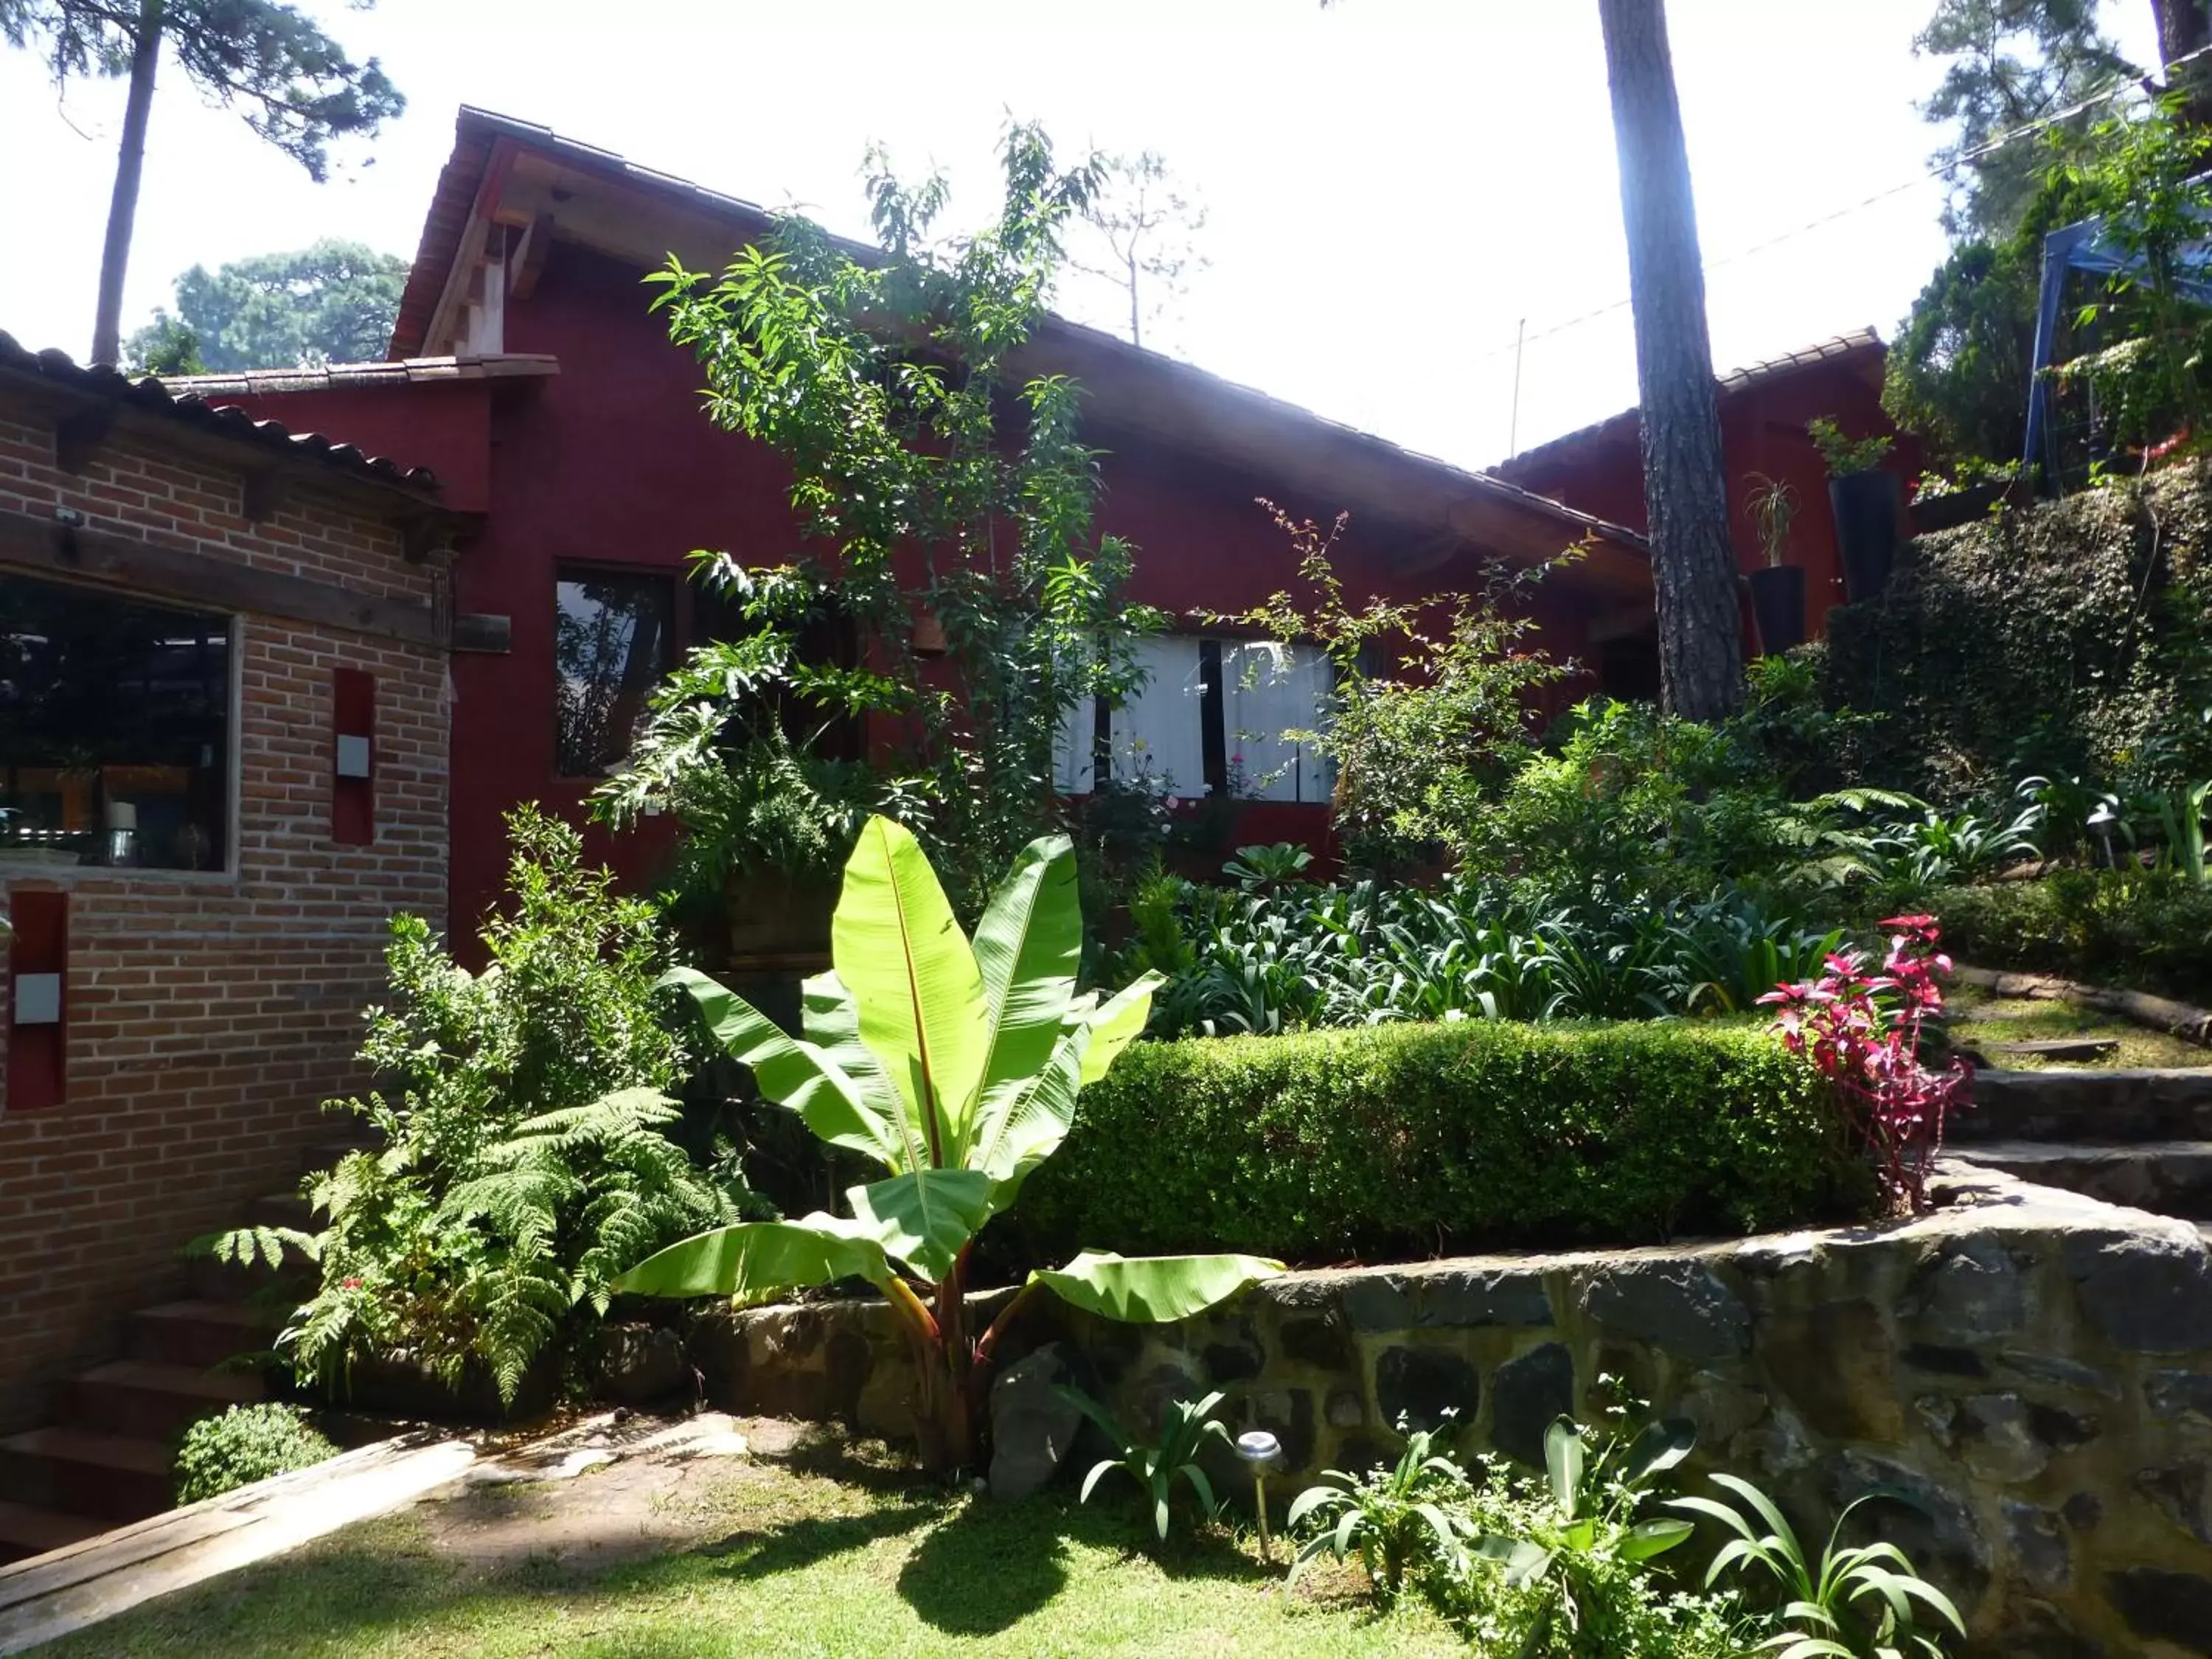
[1236,1429,1284,1561]
[2087,801,2118,868]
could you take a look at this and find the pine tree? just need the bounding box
[1596,0,1744,722]
[0,1,403,364]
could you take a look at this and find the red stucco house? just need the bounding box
[185,107,1659,943]
[1492,330,1920,691]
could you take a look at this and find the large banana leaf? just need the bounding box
[846,1168,995,1281]
[662,967,902,1166]
[963,834,1081,1160]
[972,1023,1087,1207]
[802,970,922,1172]
[833,818,988,1165]
[1032,1249,1284,1323]
[614,1214,893,1298]
[970,973,1164,1214]
[1076,972,1163,1085]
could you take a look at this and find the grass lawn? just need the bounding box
[1945,984,2211,1071]
[48,1428,1460,1658]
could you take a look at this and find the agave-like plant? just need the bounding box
[1061,1385,1233,1542]
[1670,1474,1966,1658]
[616,817,1281,1470]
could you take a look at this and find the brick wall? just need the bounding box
[0,412,449,1433]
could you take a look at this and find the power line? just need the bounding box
[1468,43,2212,371]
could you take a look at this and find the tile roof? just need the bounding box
[0,330,445,498]
[1491,328,1887,481]
[388,108,1650,567]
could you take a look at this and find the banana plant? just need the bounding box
[616,816,1281,1471]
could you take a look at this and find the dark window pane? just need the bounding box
[555,570,674,777]
[0,574,229,872]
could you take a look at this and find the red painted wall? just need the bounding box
[223,239,1613,939]
[1506,358,1921,642]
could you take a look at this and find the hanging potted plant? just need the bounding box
[1742,472,1806,654]
[1808,418,1903,603]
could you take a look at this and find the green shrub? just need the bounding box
[1823,459,2212,803]
[1924,870,2212,1001]
[174,1405,338,1504]
[1119,872,1848,1039]
[206,807,757,1407]
[1020,1020,1854,1261]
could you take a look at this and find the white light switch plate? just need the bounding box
[335,734,372,779]
[15,973,60,1026]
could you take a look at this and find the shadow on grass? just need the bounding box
[894,1486,1276,1636]
[696,1500,939,1580]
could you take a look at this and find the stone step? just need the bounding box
[1951,1139,2212,1221]
[0,1429,170,1524]
[187,1237,315,1305]
[1952,1069,2212,1147]
[63,1361,265,1443]
[1983,1036,2122,1063]
[125,1301,279,1372]
[0,1500,102,1568]
[243,1191,314,1231]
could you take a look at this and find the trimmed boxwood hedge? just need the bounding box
[1018,1020,1857,1266]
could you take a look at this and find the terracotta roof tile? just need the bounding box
[1490,328,1886,481]
[0,331,444,497]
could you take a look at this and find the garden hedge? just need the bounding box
[1017,1020,1857,1265]
[1823,459,2212,801]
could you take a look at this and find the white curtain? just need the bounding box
[1222,640,1334,803]
[1108,636,1208,797]
[1051,635,1329,801]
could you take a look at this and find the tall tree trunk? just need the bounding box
[91,0,166,366]
[2153,0,2212,128]
[1596,0,1745,722]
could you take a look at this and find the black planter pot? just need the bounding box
[1829,469,1907,602]
[1747,564,1807,655]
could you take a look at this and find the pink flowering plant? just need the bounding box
[1757,915,1971,1214]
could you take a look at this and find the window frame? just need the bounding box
[1058,630,1335,804]
[0,568,244,885]
[551,560,681,781]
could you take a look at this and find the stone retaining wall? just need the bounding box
[693,1169,2212,1657]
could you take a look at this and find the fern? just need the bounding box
[237,810,763,1409]
[196,1225,321,1270]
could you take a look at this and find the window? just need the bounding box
[0,572,230,871]
[1221,640,1334,803]
[554,569,674,777]
[1054,633,1333,803]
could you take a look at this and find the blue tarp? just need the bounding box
[2024,209,2212,474]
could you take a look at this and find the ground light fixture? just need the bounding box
[1236,1429,1284,1560]
[2088,801,2119,868]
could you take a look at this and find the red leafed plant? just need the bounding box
[1758,914,1972,1214]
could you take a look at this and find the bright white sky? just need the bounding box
[0,0,2167,470]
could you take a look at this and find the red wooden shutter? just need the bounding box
[7,888,67,1110]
